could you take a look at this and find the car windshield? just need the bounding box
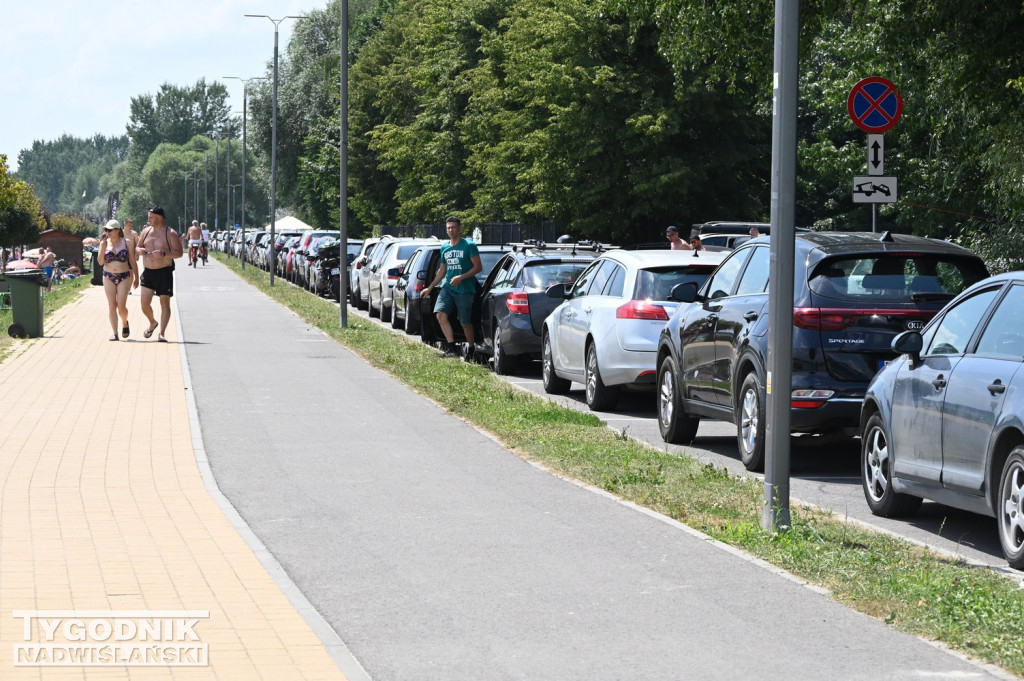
[523,262,589,289]
[634,265,717,301]
[396,244,422,259]
[809,255,989,303]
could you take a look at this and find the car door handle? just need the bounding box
[931,375,946,390]
[743,311,759,322]
[988,380,1006,395]
[705,314,718,326]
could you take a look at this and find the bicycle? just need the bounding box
[188,244,198,268]
[200,241,209,266]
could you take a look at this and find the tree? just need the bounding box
[126,80,232,162]
[0,155,45,247]
[15,134,129,213]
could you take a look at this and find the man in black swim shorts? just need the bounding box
[136,206,183,342]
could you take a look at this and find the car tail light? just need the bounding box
[413,281,425,293]
[506,291,530,315]
[617,300,669,321]
[794,307,934,330]
[791,389,834,409]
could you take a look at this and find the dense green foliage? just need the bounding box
[0,155,45,248]
[10,1,1024,255]
[15,134,129,216]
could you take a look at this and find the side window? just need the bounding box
[489,257,514,288]
[924,287,999,355]
[704,249,752,299]
[504,262,523,288]
[976,284,1024,359]
[603,265,626,298]
[735,246,770,295]
[588,261,615,296]
[571,260,604,298]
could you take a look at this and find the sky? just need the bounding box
[1,0,332,171]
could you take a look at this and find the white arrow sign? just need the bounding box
[867,134,884,175]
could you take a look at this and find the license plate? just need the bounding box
[331,268,340,275]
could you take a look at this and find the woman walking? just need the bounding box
[98,219,138,341]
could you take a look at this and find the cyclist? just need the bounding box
[200,222,211,265]
[186,220,203,267]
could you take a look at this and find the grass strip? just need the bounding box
[219,253,1024,677]
[0,274,91,362]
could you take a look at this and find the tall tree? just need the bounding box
[0,155,45,247]
[15,134,129,213]
[126,80,232,162]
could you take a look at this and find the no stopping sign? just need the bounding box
[848,77,903,133]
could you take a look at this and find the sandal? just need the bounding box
[122,322,130,338]
[144,323,157,339]
[157,335,168,343]
[109,334,119,342]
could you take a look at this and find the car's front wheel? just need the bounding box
[658,355,699,444]
[998,447,1024,570]
[861,412,922,517]
[404,295,419,335]
[737,372,766,472]
[542,332,570,394]
[585,343,618,411]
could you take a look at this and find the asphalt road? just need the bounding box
[174,258,1013,680]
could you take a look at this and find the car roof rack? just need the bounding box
[504,239,618,255]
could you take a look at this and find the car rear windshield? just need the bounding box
[395,244,422,259]
[634,265,717,301]
[523,262,590,289]
[809,254,988,303]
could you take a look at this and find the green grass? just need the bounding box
[0,274,91,362]
[221,253,1024,676]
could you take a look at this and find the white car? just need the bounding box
[542,249,727,411]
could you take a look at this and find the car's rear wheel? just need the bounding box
[737,372,766,472]
[585,343,618,411]
[542,332,570,394]
[492,323,516,375]
[389,300,402,328]
[381,295,393,322]
[861,412,922,517]
[658,355,699,444]
[368,287,381,318]
[998,447,1024,569]
[349,282,360,307]
[404,295,419,335]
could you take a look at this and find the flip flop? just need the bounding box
[109,334,119,342]
[157,335,168,343]
[122,322,130,338]
[144,323,157,339]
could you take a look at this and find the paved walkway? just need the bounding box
[0,285,348,679]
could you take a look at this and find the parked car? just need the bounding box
[474,242,603,374]
[655,231,990,471]
[393,245,431,334]
[348,237,382,308]
[416,244,512,346]
[542,249,728,411]
[367,239,436,321]
[356,236,402,310]
[696,233,752,250]
[860,271,1024,569]
[292,231,340,287]
[270,231,307,273]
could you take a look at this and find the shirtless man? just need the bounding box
[186,220,203,267]
[136,206,183,342]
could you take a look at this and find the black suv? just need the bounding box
[475,242,603,374]
[655,231,990,471]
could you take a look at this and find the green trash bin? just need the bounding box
[3,269,48,338]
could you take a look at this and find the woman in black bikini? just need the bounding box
[98,219,139,341]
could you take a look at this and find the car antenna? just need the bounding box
[880,230,895,243]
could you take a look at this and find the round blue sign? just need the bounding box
[848,77,903,133]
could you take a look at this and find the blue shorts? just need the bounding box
[433,286,474,324]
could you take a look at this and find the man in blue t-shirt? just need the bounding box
[423,216,482,358]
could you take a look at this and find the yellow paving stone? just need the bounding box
[0,289,349,681]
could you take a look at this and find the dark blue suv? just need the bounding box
[655,231,989,471]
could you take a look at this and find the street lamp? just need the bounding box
[245,13,305,284]
[338,0,349,327]
[224,77,268,270]
[228,184,241,230]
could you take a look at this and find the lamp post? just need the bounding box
[229,184,241,231]
[338,0,349,327]
[245,13,304,284]
[224,78,268,270]
[203,151,209,225]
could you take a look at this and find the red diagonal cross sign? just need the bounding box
[848,77,903,133]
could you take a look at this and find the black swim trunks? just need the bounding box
[141,265,174,297]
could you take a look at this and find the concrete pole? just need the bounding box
[339,0,349,327]
[763,0,800,533]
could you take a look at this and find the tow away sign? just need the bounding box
[853,176,897,204]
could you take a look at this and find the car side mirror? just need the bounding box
[892,330,923,368]
[416,271,427,281]
[387,266,402,277]
[669,282,699,303]
[546,283,570,299]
